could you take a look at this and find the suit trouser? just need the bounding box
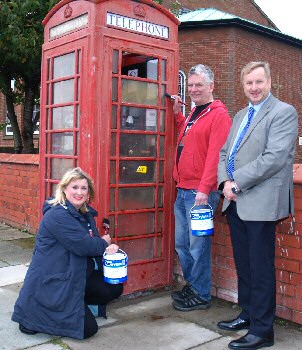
[226,201,276,338]
[84,270,123,338]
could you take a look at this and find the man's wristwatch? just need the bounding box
[231,182,240,194]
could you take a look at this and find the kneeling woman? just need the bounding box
[12,167,123,339]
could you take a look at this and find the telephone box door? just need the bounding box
[103,39,176,293]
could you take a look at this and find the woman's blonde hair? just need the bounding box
[48,167,95,213]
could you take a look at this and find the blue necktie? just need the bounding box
[227,107,255,180]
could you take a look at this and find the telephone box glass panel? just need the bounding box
[118,212,155,236]
[53,106,74,129]
[51,133,74,155]
[122,80,158,105]
[122,52,158,79]
[51,158,74,180]
[119,160,156,183]
[118,238,158,262]
[118,187,155,210]
[120,134,157,157]
[121,107,157,131]
[53,52,75,79]
[53,79,74,104]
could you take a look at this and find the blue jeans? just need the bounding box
[174,188,221,301]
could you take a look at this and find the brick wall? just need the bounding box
[211,169,302,324]
[0,154,40,233]
[179,26,302,162]
[1,156,302,325]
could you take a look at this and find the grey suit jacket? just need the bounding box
[218,94,298,221]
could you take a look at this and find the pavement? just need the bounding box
[1,223,302,350]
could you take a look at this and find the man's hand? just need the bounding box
[223,181,238,202]
[171,95,183,115]
[195,192,209,206]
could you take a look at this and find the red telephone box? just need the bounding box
[40,0,180,294]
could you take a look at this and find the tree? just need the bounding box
[0,0,59,153]
[154,0,182,16]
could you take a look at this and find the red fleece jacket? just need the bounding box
[173,100,232,195]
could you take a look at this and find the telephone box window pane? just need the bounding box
[76,105,80,127]
[53,52,75,79]
[160,136,165,158]
[53,106,74,129]
[118,187,155,210]
[155,236,162,258]
[121,107,158,131]
[158,186,163,208]
[159,161,164,182]
[113,50,119,74]
[53,79,74,104]
[51,183,57,197]
[161,84,167,106]
[158,211,163,233]
[77,50,81,74]
[146,59,158,80]
[110,161,116,184]
[77,77,80,101]
[112,78,118,102]
[112,104,117,129]
[119,161,156,184]
[110,189,115,211]
[122,53,158,79]
[52,133,74,155]
[162,59,167,81]
[47,59,51,80]
[160,110,165,132]
[47,84,51,105]
[118,238,156,262]
[118,212,155,237]
[122,80,158,105]
[51,158,74,180]
[109,215,116,237]
[111,133,116,156]
[120,134,157,157]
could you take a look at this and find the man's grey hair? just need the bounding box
[188,64,215,84]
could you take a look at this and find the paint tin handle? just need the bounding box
[103,248,127,257]
[190,203,213,214]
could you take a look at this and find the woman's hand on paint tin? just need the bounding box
[106,244,119,254]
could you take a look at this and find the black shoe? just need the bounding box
[217,317,250,331]
[228,333,274,349]
[172,292,210,311]
[171,283,194,302]
[19,324,38,335]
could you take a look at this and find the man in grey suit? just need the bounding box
[217,61,298,350]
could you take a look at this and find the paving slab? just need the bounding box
[0,285,52,350]
[0,240,34,266]
[64,317,221,350]
[0,265,29,287]
[0,228,33,241]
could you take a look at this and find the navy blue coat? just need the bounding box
[12,200,108,339]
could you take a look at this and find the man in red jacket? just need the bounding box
[170,64,232,311]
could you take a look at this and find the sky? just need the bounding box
[254,0,302,40]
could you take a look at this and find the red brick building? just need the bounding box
[1,0,301,160]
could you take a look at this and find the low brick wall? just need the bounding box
[0,154,40,234]
[1,154,302,324]
[212,164,302,324]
